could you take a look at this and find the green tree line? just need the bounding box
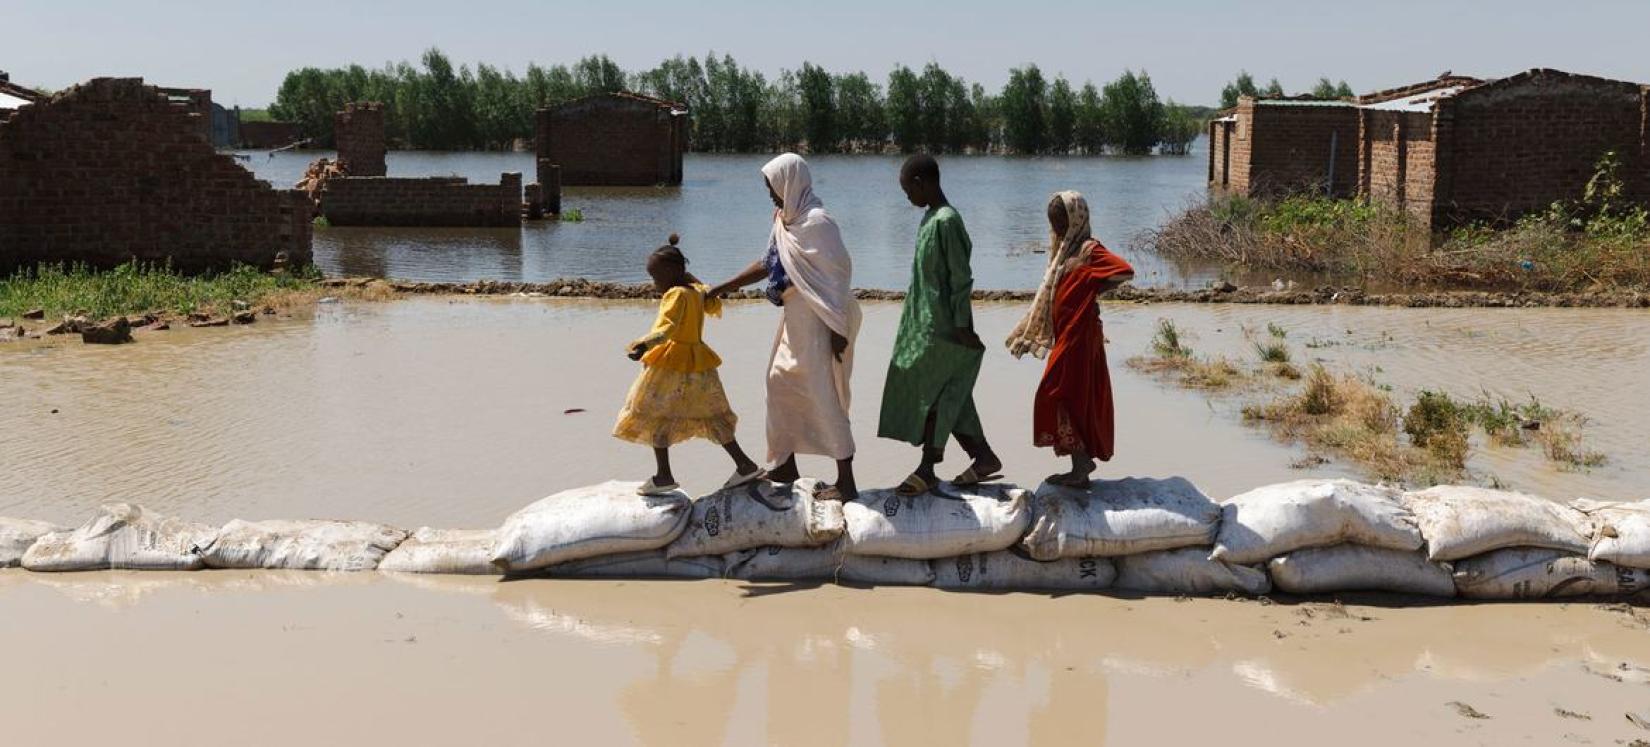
[1219,71,1355,109]
[269,48,1206,155]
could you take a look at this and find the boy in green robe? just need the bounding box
[877,154,1003,496]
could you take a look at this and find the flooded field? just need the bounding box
[4,297,1649,745]
[243,149,1216,290]
[3,299,1645,525]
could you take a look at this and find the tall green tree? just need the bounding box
[885,65,922,152]
[1000,64,1048,154]
[797,62,837,152]
[573,54,625,94]
[1074,81,1105,154]
[1100,69,1164,155]
[1219,71,1259,109]
[1047,76,1077,153]
[834,72,884,152]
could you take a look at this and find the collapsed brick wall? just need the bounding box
[1431,71,1650,225]
[0,77,312,276]
[334,102,386,177]
[1358,110,1437,224]
[319,172,521,227]
[1237,100,1360,197]
[536,94,685,186]
[237,120,303,148]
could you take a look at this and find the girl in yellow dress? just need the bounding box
[616,235,763,495]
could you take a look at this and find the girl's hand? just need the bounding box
[627,341,647,361]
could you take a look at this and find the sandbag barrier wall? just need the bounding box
[2,477,1648,601]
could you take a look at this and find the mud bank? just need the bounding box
[331,276,1650,308]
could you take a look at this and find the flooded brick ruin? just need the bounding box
[0,77,312,275]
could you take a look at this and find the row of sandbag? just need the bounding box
[2,477,1648,599]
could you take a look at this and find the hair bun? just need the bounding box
[668,233,680,246]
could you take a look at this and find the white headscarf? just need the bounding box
[1005,190,1093,359]
[761,153,858,339]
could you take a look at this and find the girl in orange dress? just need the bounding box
[1004,192,1135,487]
[614,235,763,495]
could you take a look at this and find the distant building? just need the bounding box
[536,92,687,186]
[1209,69,1650,228]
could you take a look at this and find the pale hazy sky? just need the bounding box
[6,0,1648,107]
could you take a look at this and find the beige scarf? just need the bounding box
[1005,191,1092,359]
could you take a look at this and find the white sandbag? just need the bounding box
[842,484,1030,560]
[1453,548,1650,599]
[1113,548,1271,595]
[934,551,1114,592]
[378,528,500,575]
[546,550,723,579]
[724,543,935,586]
[1405,486,1594,561]
[200,519,407,571]
[1267,544,1455,597]
[665,479,845,558]
[491,481,692,573]
[21,503,216,572]
[1,517,60,567]
[1021,477,1220,560]
[1212,479,1421,565]
[1572,498,1650,569]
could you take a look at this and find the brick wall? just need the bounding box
[0,77,312,275]
[319,172,521,227]
[1207,119,1236,188]
[537,93,685,186]
[1240,100,1360,197]
[1358,109,1437,224]
[238,120,303,149]
[334,102,386,177]
[1431,70,1649,225]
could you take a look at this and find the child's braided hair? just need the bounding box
[652,233,687,267]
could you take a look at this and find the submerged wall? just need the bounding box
[0,77,313,275]
[536,93,685,186]
[318,173,522,227]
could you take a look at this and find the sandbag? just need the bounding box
[491,481,692,573]
[546,550,723,579]
[200,519,407,571]
[1,517,59,567]
[1267,544,1455,597]
[1113,548,1271,595]
[21,503,216,572]
[724,543,935,586]
[379,528,500,575]
[1212,479,1421,565]
[1021,477,1219,560]
[1405,486,1594,561]
[665,479,845,558]
[1572,498,1650,569]
[934,551,1114,592]
[1453,548,1650,599]
[842,485,1030,560]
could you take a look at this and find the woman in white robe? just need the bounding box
[708,153,861,500]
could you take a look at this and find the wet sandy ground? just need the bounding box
[3,298,1648,745]
[1,572,1648,745]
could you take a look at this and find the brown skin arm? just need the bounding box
[706,259,767,299]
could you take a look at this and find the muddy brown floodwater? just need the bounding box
[3,298,1649,746]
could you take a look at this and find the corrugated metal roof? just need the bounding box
[1254,99,1353,108]
[1359,85,1468,113]
[0,91,31,109]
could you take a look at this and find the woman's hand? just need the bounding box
[830,331,848,361]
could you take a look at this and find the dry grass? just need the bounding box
[1535,414,1608,470]
[1128,318,1249,391]
[1144,194,1650,292]
[1243,365,1462,484]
